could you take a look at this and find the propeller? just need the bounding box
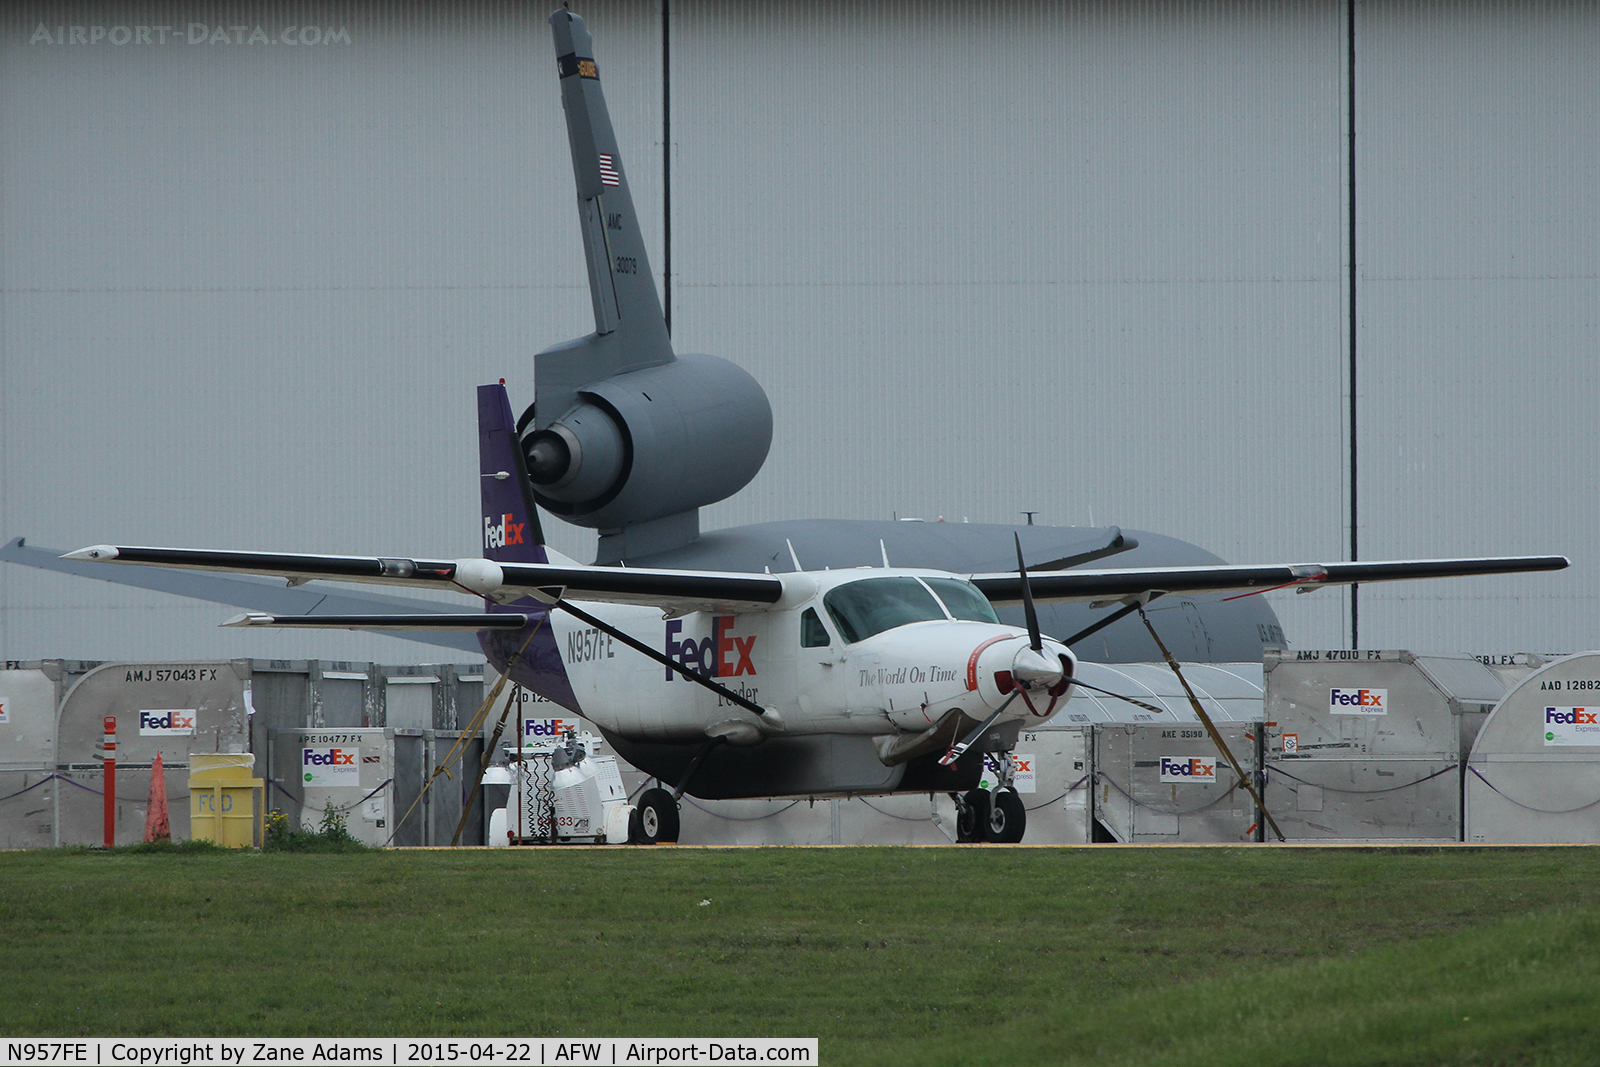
[1008,533,1070,701]
[940,539,1073,766]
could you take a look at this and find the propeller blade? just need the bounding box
[1014,532,1043,652]
[1068,678,1168,716]
[938,692,1018,766]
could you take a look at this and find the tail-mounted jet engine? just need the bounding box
[527,9,772,560]
[520,352,772,532]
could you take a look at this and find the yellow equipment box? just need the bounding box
[189,753,264,847]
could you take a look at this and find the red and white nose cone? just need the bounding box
[1012,645,1064,691]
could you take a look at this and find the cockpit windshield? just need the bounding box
[824,578,945,644]
[821,575,999,644]
[922,577,1000,624]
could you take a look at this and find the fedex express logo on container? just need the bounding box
[1159,756,1216,783]
[139,709,195,736]
[522,718,572,742]
[483,512,527,549]
[1545,707,1600,747]
[1329,687,1387,716]
[303,746,359,786]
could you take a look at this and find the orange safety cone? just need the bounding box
[144,752,171,843]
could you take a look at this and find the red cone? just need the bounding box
[144,752,171,843]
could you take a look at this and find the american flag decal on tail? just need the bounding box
[598,153,621,187]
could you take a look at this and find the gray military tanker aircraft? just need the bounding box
[2,10,1569,842]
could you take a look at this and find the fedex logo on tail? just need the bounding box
[1329,687,1387,715]
[302,746,360,785]
[1545,706,1600,746]
[1159,756,1216,783]
[484,512,527,550]
[139,709,196,736]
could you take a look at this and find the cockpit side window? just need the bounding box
[923,577,1000,624]
[823,577,947,644]
[800,607,831,648]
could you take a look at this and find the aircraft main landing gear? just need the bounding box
[955,789,989,842]
[631,787,680,844]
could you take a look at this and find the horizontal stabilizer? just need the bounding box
[223,612,530,631]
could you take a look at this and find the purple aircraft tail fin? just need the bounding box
[478,383,548,565]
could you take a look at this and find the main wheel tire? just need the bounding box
[633,787,680,844]
[957,789,990,843]
[985,788,1026,843]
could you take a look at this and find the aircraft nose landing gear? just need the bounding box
[986,788,1025,843]
[951,752,1027,843]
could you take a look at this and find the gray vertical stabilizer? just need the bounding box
[540,10,675,430]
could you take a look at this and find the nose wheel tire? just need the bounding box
[631,787,680,844]
[984,788,1026,843]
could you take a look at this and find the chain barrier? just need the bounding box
[1467,765,1600,816]
[1266,763,1456,796]
[1094,769,1251,819]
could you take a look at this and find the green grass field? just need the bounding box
[2,845,1598,1065]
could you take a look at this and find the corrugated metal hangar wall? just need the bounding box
[1,0,1594,663]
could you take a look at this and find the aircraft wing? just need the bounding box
[2,537,483,652]
[59,544,786,614]
[970,555,1570,606]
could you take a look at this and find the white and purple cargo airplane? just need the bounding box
[60,379,1566,842]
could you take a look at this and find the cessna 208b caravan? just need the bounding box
[60,381,1565,843]
[11,10,1569,842]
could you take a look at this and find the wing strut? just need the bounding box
[1138,606,1285,843]
[1067,679,1170,717]
[553,599,775,724]
[1059,595,1164,648]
